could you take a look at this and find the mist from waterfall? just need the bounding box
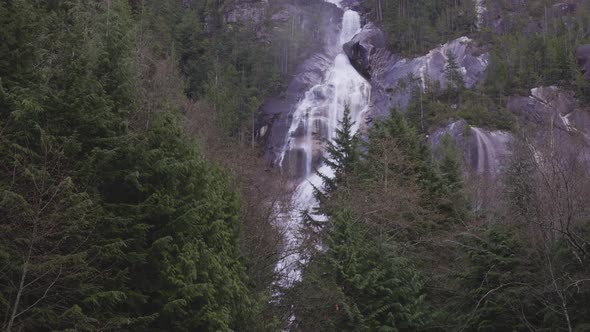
[274,7,371,288]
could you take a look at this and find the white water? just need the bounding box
[274,8,370,288]
[470,127,511,176]
[475,0,486,29]
[324,0,342,8]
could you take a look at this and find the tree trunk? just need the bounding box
[6,234,34,332]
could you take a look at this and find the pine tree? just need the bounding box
[437,134,464,190]
[0,1,264,330]
[436,134,468,221]
[449,224,541,331]
[0,2,136,329]
[295,209,429,331]
[319,104,359,194]
[444,50,465,93]
[503,139,536,218]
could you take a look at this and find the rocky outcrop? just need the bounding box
[578,44,590,80]
[429,119,512,178]
[342,23,386,78]
[344,29,488,118]
[429,86,590,178]
[508,86,582,132]
[430,86,588,176]
[342,17,501,176]
[508,86,590,163]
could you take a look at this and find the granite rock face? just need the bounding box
[428,86,590,177]
[429,120,512,178]
[222,0,316,41]
[508,86,580,131]
[342,22,386,78]
[508,86,590,162]
[344,29,488,118]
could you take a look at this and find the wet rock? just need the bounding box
[281,148,307,179]
[342,23,386,78]
[258,52,334,163]
[257,2,342,165]
[429,119,512,178]
[340,0,362,10]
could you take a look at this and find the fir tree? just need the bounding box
[436,134,468,221]
[0,1,264,330]
[295,209,429,331]
[318,104,359,195]
[444,50,465,93]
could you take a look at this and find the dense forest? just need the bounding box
[0,0,288,330]
[1,0,590,331]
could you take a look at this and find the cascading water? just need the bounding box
[274,5,371,289]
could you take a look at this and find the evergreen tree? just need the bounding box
[363,0,476,55]
[0,1,265,330]
[436,134,468,221]
[444,50,465,93]
[370,112,443,198]
[319,104,359,194]
[438,134,463,189]
[503,138,537,218]
[450,225,539,331]
[295,209,429,331]
[404,73,427,133]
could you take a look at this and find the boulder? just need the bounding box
[342,23,386,78]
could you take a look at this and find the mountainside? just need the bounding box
[1,0,590,331]
[257,0,590,330]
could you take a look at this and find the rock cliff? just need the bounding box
[344,27,488,118]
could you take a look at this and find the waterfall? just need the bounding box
[274,7,371,289]
[470,127,511,177]
[475,0,486,29]
[324,0,342,8]
[340,10,361,45]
